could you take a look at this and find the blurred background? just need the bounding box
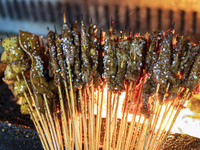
[0,0,199,41]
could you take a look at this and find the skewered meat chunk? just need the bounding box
[71,22,82,89]
[62,21,76,66]
[14,80,28,96]
[181,43,199,81]
[88,24,98,75]
[47,30,61,86]
[1,50,9,63]
[179,40,192,71]
[11,59,30,74]
[3,64,16,84]
[9,46,25,62]
[88,23,102,87]
[1,36,18,51]
[19,31,55,99]
[56,35,68,82]
[141,76,157,116]
[141,31,162,116]
[183,53,200,91]
[20,97,30,115]
[145,31,160,72]
[81,21,92,85]
[126,36,146,81]
[168,36,184,100]
[168,81,180,100]
[115,39,129,90]
[152,31,173,85]
[103,28,117,90]
[171,36,184,75]
[34,92,46,114]
[1,37,26,63]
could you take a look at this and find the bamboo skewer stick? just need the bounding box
[142,83,160,150]
[96,86,104,150]
[45,111,57,150]
[130,114,142,149]
[67,60,81,150]
[125,79,144,150]
[43,94,60,150]
[74,91,81,148]
[158,91,190,149]
[20,73,52,146]
[111,93,116,115]
[156,101,184,149]
[116,85,130,149]
[91,83,95,144]
[30,111,48,150]
[135,117,148,150]
[151,91,183,149]
[41,113,55,150]
[121,82,136,150]
[58,85,71,149]
[106,90,112,150]
[53,113,64,150]
[70,118,75,150]
[86,85,94,150]
[63,81,72,145]
[146,83,170,150]
[17,75,50,150]
[145,101,161,150]
[156,89,190,149]
[111,93,120,149]
[148,100,172,150]
[83,88,88,149]
[25,96,49,150]
[95,87,100,150]
[79,89,89,150]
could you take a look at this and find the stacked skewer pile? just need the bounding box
[1,14,200,150]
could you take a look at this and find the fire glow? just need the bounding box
[91,82,189,149]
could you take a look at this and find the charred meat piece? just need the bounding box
[126,36,146,82]
[179,40,192,71]
[103,28,117,90]
[141,31,162,116]
[3,64,17,84]
[181,43,199,83]
[71,21,82,89]
[152,32,173,85]
[88,23,98,75]
[168,81,181,100]
[171,36,184,75]
[88,23,102,87]
[81,21,92,85]
[145,31,160,72]
[47,30,61,86]
[183,53,200,91]
[141,77,157,117]
[62,21,76,66]
[19,31,55,100]
[20,96,31,115]
[56,35,68,82]
[115,38,129,90]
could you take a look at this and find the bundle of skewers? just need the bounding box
[1,14,200,150]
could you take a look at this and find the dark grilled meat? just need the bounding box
[126,36,146,81]
[47,30,61,86]
[115,38,129,90]
[81,21,92,85]
[71,22,82,89]
[103,27,117,90]
[88,23,102,87]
